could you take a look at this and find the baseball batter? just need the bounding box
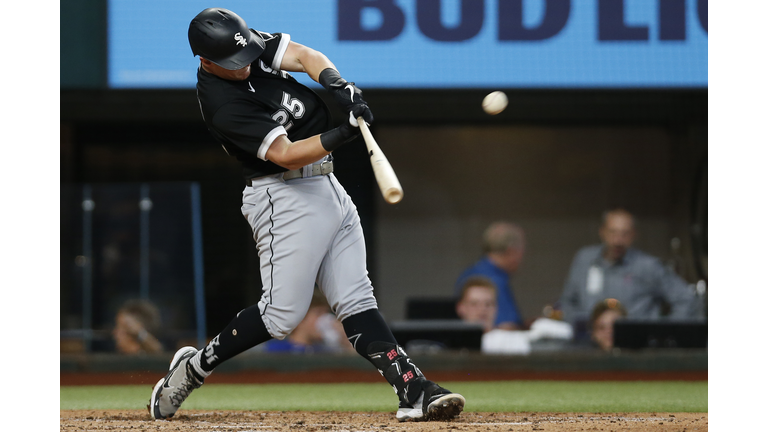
[149,8,465,422]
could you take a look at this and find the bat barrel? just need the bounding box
[357,117,404,204]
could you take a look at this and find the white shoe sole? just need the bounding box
[396,406,423,422]
[425,393,466,421]
[397,393,466,422]
[149,346,198,420]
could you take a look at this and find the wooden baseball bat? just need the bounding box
[357,117,403,204]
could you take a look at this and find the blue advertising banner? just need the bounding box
[108,0,707,89]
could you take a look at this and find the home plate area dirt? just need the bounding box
[60,410,708,431]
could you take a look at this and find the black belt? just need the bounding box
[247,161,334,186]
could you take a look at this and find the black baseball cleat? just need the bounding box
[149,346,204,420]
[396,381,465,422]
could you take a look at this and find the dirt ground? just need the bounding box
[60,410,707,431]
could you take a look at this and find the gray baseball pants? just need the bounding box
[241,172,379,339]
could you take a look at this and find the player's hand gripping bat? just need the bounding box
[356,117,403,204]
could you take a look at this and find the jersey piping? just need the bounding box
[262,187,277,319]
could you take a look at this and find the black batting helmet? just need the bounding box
[188,8,265,70]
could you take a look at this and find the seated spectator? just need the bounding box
[455,221,526,330]
[112,299,163,354]
[455,276,498,333]
[455,277,530,354]
[589,298,627,352]
[558,209,702,335]
[264,289,353,354]
[456,278,573,355]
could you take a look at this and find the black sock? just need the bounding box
[341,308,398,357]
[342,309,429,404]
[199,305,272,372]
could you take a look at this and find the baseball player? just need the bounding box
[149,8,465,422]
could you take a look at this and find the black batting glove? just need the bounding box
[319,68,374,127]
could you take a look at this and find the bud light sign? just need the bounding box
[108,0,707,89]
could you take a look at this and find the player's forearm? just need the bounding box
[305,52,336,83]
[267,123,358,170]
[266,135,330,170]
[292,43,336,82]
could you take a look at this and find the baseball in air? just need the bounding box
[482,91,508,115]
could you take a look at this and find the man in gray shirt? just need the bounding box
[558,209,702,328]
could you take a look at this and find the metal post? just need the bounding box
[139,183,152,300]
[81,185,95,352]
[190,183,207,347]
